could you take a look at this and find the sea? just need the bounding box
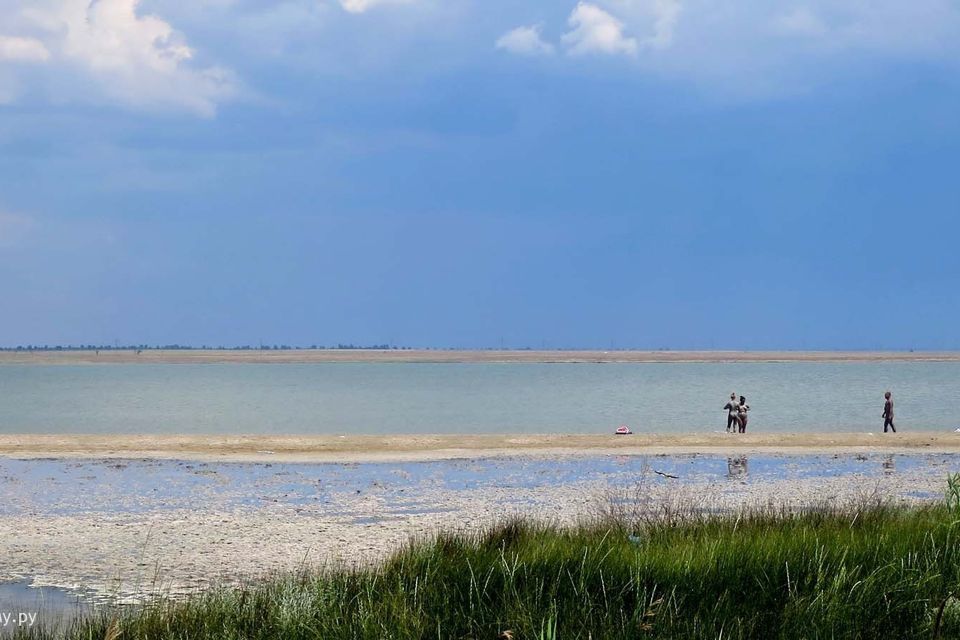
[0,361,957,434]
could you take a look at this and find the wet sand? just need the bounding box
[1,452,957,607]
[1,349,959,365]
[0,433,958,463]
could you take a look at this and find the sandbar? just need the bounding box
[1,433,958,463]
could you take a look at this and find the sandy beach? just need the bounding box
[0,433,958,463]
[2,349,959,365]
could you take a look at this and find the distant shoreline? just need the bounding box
[1,433,958,463]
[1,349,959,365]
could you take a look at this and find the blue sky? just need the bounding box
[1,0,959,349]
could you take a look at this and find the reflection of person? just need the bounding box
[882,455,895,474]
[723,393,740,433]
[737,395,750,433]
[727,455,748,479]
[882,391,896,433]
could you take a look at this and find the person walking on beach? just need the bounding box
[737,395,750,433]
[882,391,896,433]
[724,393,740,433]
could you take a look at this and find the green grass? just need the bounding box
[22,479,960,639]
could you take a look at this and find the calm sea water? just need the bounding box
[0,362,958,434]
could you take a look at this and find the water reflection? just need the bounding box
[882,455,896,475]
[727,456,749,480]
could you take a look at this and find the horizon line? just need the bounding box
[1,345,956,354]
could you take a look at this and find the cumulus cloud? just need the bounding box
[496,25,555,56]
[2,0,959,110]
[0,0,236,116]
[339,0,417,13]
[509,0,960,95]
[562,2,638,57]
[0,36,51,62]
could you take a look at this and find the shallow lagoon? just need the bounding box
[0,452,952,518]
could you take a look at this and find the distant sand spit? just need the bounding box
[1,349,959,365]
[1,433,958,462]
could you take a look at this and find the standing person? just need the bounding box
[882,391,896,433]
[738,395,750,433]
[724,393,740,433]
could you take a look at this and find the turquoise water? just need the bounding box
[0,362,958,434]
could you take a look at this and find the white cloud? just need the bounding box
[646,0,681,49]
[496,25,555,56]
[0,36,51,62]
[0,0,236,116]
[588,0,680,50]
[562,2,638,57]
[1,0,959,110]
[533,0,960,96]
[339,0,418,14]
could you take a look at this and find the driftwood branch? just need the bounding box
[653,470,679,479]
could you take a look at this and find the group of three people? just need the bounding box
[723,390,898,433]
